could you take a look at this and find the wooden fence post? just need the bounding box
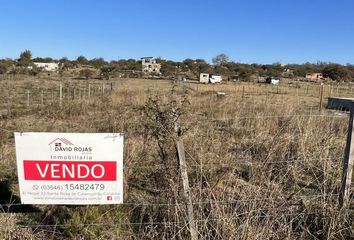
[339,101,354,208]
[173,108,197,240]
[41,89,44,105]
[319,83,324,112]
[26,90,30,108]
[59,84,63,107]
[176,141,198,240]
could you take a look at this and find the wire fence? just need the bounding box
[0,113,350,233]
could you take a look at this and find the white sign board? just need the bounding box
[15,132,123,205]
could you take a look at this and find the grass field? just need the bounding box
[0,77,354,239]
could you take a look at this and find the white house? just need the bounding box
[33,62,59,72]
[141,57,161,74]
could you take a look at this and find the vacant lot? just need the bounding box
[0,77,353,239]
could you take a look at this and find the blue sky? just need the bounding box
[0,0,353,64]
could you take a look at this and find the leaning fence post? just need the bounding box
[176,141,198,240]
[173,108,197,240]
[339,101,354,208]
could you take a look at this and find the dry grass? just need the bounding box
[0,76,353,239]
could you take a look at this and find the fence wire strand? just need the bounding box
[15,209,334,229]
[0,193,338,208]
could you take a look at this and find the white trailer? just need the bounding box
[209,74,222,83]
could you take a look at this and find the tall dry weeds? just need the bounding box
[0,78,353,239]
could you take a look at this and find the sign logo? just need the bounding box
[48,138,92,153]
[49,138,74,151]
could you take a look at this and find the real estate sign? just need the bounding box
[15,132,123,205]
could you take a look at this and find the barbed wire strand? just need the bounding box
[0,113,348,134]
[127,157,343,170]
[0,193,338,208]
[16,210,333,228]
[188,114,348,122]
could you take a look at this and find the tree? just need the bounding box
[212,53,229,66]
[90,58,107,69]
[18,50,32,66]
[322,64,352,82]
[160,60,177,77]
[79,69,95,79]
[100,65,115,80]
[0,63,7,74]
[76,56,88,65]
[59,57,74,70]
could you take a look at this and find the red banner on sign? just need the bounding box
[23,160,117,181]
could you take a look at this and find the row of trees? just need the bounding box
[1,51,354,82]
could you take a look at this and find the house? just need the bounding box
[34,62,59,72]
[141,57,161,75]
[199,73,222,84]
[305,73,323,80]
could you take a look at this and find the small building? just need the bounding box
[34,62,59,72]
[305,73,323,80]
[141,57,161,75]
[199,73,222,84]
[200,73,210,83]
